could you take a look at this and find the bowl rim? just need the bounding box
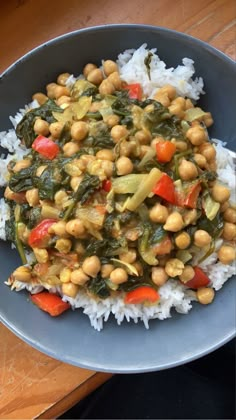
[1,23,235,78]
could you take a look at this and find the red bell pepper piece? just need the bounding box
[152,173,176,204]
[32,135,60,160]
[183,267,210,289]
[156,141,176,163]
[102,179,112,192]
[175,181,201,209]
[123,83,142,100]
[124,286,160,304]
[30,292,70,316]
[28,219,57,248]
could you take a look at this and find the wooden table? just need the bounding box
[0,0,235,418]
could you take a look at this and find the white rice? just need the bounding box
[0,46,235,331]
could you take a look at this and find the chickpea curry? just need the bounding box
[4,58,236,316]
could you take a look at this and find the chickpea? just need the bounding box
[54,190,68,207]
[149,203,169,224]
[49,220,68,237]
[119,249,137,264]
[224,207,236,224]
[107,71,122,90]
[60,267,72,283]
[179,265,195,283]
[83,63,97,78]
[4,186,26,203]
[56,95,71,107]
[154,92,170,107]
[71,121,88,142]
[175,232,191,249]
[55,238,72,254]
[101,160,114,177]
[54,85,70,99]
[194,230,212,247]
[101,264,115,278]
[12,266,32,282]
[168,103,185,119]
[33,118,50,136]
[139,145,153,158]
[186,125,207,146]
[105,114,120,128]
[185,99,194,109]
[194,153,207,168]
[218,245,236,264]
[220,201,229,213]
[161,84,176,100]
[198,143,216,162]
[96,149,115,161]
[165,258,184,277]
[32,92,48,105]
[135,129,152,145]
[203,112,214,127]
[178,159,198,181]
[222,222,236,241]
[211,184,230,203]
[164,212,184,232]
[87,68,104,85]
[99,79,115,95]
[49,121,64,138]
[36,165,47,177]
[116,156,133,175]
[25,188,39,207]
[151,267,168,286]
[66,219,85,238]
[74,241,85,256]
[111,124,129,143]
[33,247,49,264]
[110,268,128,284]
[71,268,90,285]
[173,140,188,152]
[46,82,57,99]
[13,158,31,173]
[62,282,79,298]
[57,72,70,86]
[103,59,118,76]
[70,175,83,191]
[82,256,101,278]
[183,209,198,226]
[172,96,186,109]
[119,140,133,157]
[63,141,80,157]
[197,287,215,305]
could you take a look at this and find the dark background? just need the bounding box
[60,338,235,419]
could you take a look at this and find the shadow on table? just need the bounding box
[60,339,235,419]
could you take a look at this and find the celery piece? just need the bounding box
[112,174,148,194]
[126,168,162,212]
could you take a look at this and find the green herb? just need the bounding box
[63,173,100,220]
[144,52,153,79]
[16,99,63,148]
[87,275,110,299]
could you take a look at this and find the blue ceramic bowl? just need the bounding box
[0,25,235,372]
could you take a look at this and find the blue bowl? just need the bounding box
[0,25,235,372]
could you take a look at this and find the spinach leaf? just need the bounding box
[35,165,63,200]
[197,212,224,239]
[144,101,184,139]
[5,215,16,242]
[58,122,71,146]
[16,99,63,148]
[144,52,153,79]
[104,211,133,234]
[84,134,114,150]
[87,275,110,299]
[118,274,153,292]
[85,237,127,258]
[9,166,36,192]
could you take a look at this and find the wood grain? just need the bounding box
[0,0,235,418]
[0,324,112,419]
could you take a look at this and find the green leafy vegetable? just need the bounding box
[16,99,62,148]
[87,275,110,299]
